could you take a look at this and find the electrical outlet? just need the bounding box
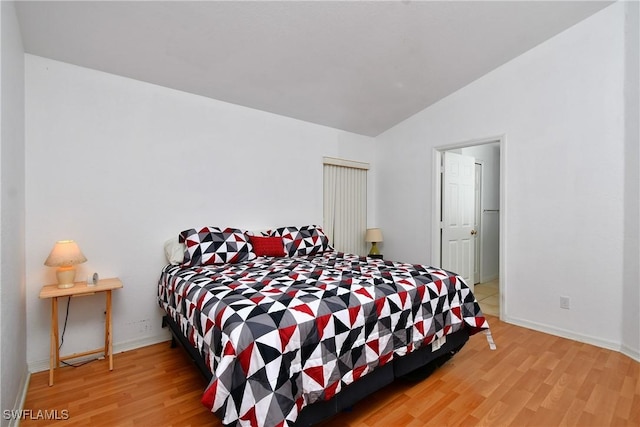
[560,296,570,310]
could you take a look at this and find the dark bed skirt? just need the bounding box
[161,314,469,426]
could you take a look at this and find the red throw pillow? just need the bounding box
[250,236,286,257]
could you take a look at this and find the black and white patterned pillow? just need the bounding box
[269,225,332,257]
[179,227,256,267]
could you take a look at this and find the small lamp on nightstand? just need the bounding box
[365,228,383,256]
[44,240,87,288]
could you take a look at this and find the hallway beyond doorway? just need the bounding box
[474,279,499,317]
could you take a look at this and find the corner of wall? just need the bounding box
[1,1,28,425]
[5,370,30,427]
[622,0,640,360]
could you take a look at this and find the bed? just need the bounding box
[158,225,489,427]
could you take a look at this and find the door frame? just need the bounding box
[474,159,484,285]
[431,135,507,319]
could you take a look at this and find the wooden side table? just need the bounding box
[39,277,123,386]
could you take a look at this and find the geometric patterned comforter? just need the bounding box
[158,251,489,427]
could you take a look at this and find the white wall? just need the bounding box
[377,3,631,352]
[0,1,27,423]
[24,55,376,370]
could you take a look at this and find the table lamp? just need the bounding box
[44,240,87,288]
[365,228,383,256]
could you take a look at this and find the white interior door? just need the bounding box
[441,151,475,289]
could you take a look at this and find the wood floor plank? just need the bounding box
[21,316,638,426]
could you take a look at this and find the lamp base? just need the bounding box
[56,266,77,289]
[368,242,380,256]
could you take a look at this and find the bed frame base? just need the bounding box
[161,315,469,426]
[296,329,469,426]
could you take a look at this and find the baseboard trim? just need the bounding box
[9,368,30,427]
[27,330,171,374]
[621,343,640,362]
[112,330,172,356]
[479,274,499,284]
[502,315,622,353]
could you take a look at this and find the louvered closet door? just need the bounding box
[323,158,368,256]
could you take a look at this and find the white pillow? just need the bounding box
[246,229,271,237]
[164,238,185,265]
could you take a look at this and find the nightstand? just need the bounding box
[39,277,123,386]
[369,254,384,260]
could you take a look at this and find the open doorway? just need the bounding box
[432,137,503,318]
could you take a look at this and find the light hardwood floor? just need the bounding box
[22,316,639,426]
[474,279,499,317]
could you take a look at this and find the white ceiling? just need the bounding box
[16,1,613,136]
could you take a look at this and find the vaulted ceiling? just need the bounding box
[16,1,613,136]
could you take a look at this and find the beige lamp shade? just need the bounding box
[44,240,87,288]
[365,228,383,256]
[365,228,383,243]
